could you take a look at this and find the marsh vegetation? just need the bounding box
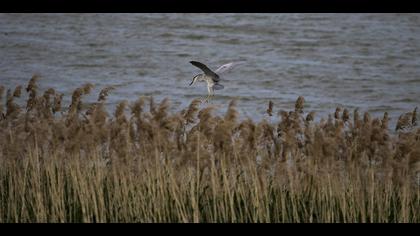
[0,76,419,222]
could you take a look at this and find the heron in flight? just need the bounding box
[189,61,244,102]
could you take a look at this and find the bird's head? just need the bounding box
[189,75,199,86]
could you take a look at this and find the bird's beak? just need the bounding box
[189,80,193,86]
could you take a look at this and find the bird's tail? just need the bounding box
[213,83,224,90]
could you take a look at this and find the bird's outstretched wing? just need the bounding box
[190,61,219,79]
[214,61,245,74]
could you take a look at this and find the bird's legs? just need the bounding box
[202,86,214,103]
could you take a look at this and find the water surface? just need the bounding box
[1,13,419,126]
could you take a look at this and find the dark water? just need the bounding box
[1,13,419,125]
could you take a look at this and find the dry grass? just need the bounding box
[0,78,419,223]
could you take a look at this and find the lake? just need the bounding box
[1,13,419,127]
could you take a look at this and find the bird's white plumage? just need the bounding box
[214,61,245,74]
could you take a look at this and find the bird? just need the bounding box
[189,60,244,102]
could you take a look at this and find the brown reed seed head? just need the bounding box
[381,112,389,129]
[184,98,201,124]
[43,88,55,106]
[44,88,55,97]
[13,85,22,98]
[396,113,411,131]
[342,108,349,122]
[198,106,215,121]
[98,86,114,102]
[267,100,273,116]
[412,107,417,126]
[363,112,371,125]
[26,74,39,92]
[306,111,315,122]
[295,96,305,113]
[115,101,128,119]
[0,85,4,99]
[154,98,170,123]
[131,96,145,117]
[354,108,360,121]
[131,97,146,119]
[279,110,288,120]
[82,83,94,95]
[334,107,342,119]
[5,89,20,118]
[53,93,63,113]
[225,99,238,123]
[71,88,83,102]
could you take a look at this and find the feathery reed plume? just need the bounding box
[326,114,334,130]
[43,88,55,106]
[82,83,94,95]
[381,112,389,130]
[334,107,342,120]
[363,112,371,125]
[115,101,127,120]
[184,98,201,125]
[13,85,22,98]
[306,111,315,123]
[69,88,83,114]
[396,109,415,131]
[68,83,93,115]
[40,88,56,119]
[267,100,273,116]
[295,96,304,114]
[277,110,290,137]
[26,75,39,111]
[224,99,238,123]
[342,108,349,123]
[26,74,39,93]
[197,106,216,138]
[131,96,145,118]
[238,118,257,150]
[98,86,114,102]
[5,89,20,119]
[0,85,4,99]
[197,106,215,122]
[153,98,170,124]
[52,93,63,114]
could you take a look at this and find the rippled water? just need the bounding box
[1,13,419,125]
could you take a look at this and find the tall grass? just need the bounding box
[0,77,419,223]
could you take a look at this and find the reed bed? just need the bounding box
[0,76,419,223]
